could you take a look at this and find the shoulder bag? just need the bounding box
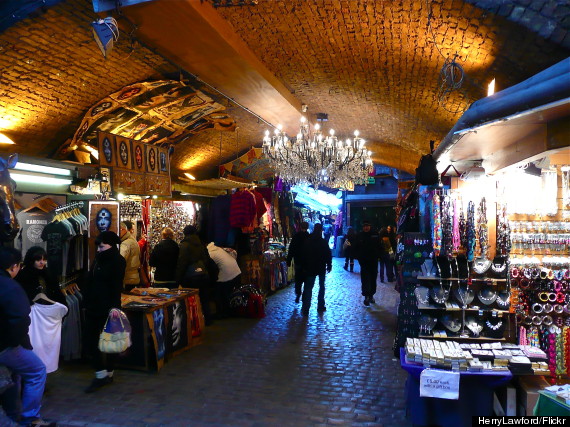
[98,308,132,354]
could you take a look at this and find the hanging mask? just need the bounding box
[103,138,113,163]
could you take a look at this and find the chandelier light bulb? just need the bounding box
[367,150,372,156]
[264,129,270,136]
[300,116,306,123]
[315,123,320,131]
[354,130,359,137]
[329,129,335,136]
[277,124,283,131]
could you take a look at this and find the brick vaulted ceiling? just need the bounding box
[0,0,568,181]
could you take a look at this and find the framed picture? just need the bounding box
[145,144,158,173]
[88,201,120,238]
[98,132,117,167]
[166,299,189,354]
[132,141,146,172]
[116,136,132,169]
[158,147,169,174]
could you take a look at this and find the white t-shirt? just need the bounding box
[207,242,241,282]
[29,302,69,373]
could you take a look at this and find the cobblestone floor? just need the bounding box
[41,258,410,427]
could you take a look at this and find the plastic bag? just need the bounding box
[98,308,132,354]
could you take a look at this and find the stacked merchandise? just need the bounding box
[405,338,549,374]
[149,201,200,248]
[263,241,288,292]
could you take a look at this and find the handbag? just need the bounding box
[98,308,132,354]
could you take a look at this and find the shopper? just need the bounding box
[286,221,310,303]
[301,223,332,315]
[206,242,241,318]
[149,227,179,288]
[176,225,213,325]
[343,226,356,272]
[119,221,141,292]
[83,231,126,393]
[322,219,333,247]
[354,220,380,306]
[387,225,398,280]
[0,246,55,427]
[15,246,66,306]
[378,227,395,283]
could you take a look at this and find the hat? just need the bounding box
[362,220,371,226]
[183,225,197,235]
[95,231,121,246]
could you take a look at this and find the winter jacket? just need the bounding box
[120,231,141,285]
[0,269,33,351]
[176,234,209,284]
[302,233,332,276]
[286,230,310,266]
[149,238,179,282]
[15,266,67,307]
[84,246,126,317]
[354,230,380,262]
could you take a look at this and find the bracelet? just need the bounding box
[543,315,554,326]
[511,267,520,278]
[544,303,553,313]
[539,292,549,302]
[557,292,566,304]
[523,316,533,326]
[532,303,544,314]
[554,281,563,292]
[519,279,530,290]
[554,304,564,314]
[540,269,548,280]
[548,293,558,303]
[532,315,542,326]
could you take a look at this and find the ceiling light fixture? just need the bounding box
[91,17,119,58]
[262,116,373,188]
[487,78,496,96]
[0,133,15,145]
[184,172,196,180]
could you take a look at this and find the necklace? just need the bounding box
[415,287,430,305]
[485,319,503,331]
[430,286,449,305]
[452,198,460,254]
[491,257,507,274]
[453,283,474,307]
[478,286,497,305]
[466,317,483,336]
[432,193,442,256]
[441,195,453,256]
[496,291,510,308]
[467,201,476,262]
[477,197,488,257]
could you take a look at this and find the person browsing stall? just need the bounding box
[0,246,55,427]
[206,242,241,318]
[119,221,140,292]
[149,227,179,288]
[83,231,126,393]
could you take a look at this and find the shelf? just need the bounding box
[416,276,507,283]
[417,305,510,313]
[418,334,506,341]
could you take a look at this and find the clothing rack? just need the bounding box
[55,201,84,214]
[59,273,81,288]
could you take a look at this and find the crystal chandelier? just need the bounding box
[262,117,373,188]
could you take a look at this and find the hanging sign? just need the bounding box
[419,369,460,400]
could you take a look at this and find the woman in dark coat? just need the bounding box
[176,225,214,325]
[15,246,67,306]
[149,227,179,288]
[83,231,126,393]
[343,227,356,272]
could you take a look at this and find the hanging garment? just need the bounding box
[29,301,68,373]
[61,292,82,361]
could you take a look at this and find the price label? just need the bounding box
[419,369,460,400]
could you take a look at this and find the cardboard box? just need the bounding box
[516,376,551,416]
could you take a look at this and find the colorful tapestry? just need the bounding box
[218,147,274,182]
[60,80,236,160]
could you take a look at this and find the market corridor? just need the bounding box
[42,258,409,427]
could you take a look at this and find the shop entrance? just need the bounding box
[349,205,395,232]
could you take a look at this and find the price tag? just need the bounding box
[419,369,460,400]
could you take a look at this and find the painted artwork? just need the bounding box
[158,147,168,173]
[98,133,116,167]
[88,201,119,238]
[146,145,157,173]
[145,174,171,196]
[152,308,166,361]
[132,141,145,172]
[116,136,132,169]
[64,80,236,155]
[113,170,145,195]
[219,147,274,181]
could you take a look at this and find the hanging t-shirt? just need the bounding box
[29,301,68,373]
[41,221,73,278]
[15,211,52,254]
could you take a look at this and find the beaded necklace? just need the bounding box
[556,330,566,376]
[528,327,540,348]
[459,204,467,251]
[441,195,453,256]
[432,193,442,256]
[485,318,503,331]
[519,326,528,346]
[466,201,476,262]
[452,198,460,254]
[477,197,488,258]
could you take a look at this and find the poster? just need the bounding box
[166,299,189,354]
[98,132,117,167]
[116,136,132,169]
[152,308,166,361]
[144,174,171,196]
[88,201,120,238]
[112,169,145,195]
[158,147,169,174]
